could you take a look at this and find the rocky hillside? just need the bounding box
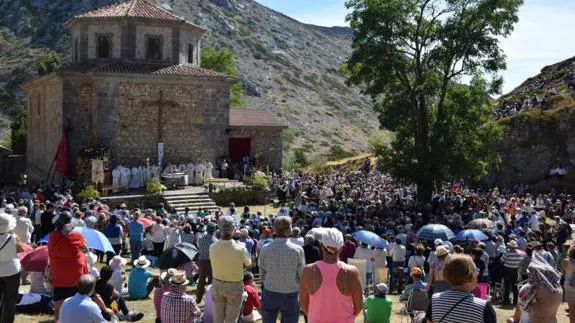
[487,56,575,190]
[0,0,378,154]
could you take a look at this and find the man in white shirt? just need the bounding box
[14,206,34,244]
[389,239,407,292]
[353,242,374,295]
[288,227,304,246]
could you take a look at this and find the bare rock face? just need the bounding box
[486,107,575,190]
[0,0,378,154]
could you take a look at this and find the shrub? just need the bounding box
[146,178,166,194]
[246,171,268,190]
[78,185,100,199]
[293,149,310,168]
[368,130,393,157]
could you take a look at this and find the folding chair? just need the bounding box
[404,289,428,323]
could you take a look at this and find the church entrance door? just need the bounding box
[229,138,251,163]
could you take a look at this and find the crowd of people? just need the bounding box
[0,166,575,322]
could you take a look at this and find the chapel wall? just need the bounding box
[26,78,64,183]
[229,127,283,170]
[113,79,229,167]
[62,77,96,179]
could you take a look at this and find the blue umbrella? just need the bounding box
[352,230,388,248]
[455,229,489,241]
[39,227,115,254]
[417,224,455,241]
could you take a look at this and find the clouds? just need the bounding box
[256,0,575,93]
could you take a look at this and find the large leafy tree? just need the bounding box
[201,47,243,107]
[345,0,521,202]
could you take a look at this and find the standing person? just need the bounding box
[259,216,305,323]
[340,234,357,263]
[48,211,89,322]
[303,235,321,265]
[151,219,169,258]
[390,239,407,292]
[501,240,523,305]
[426,246,451,295]
[354,242,374,295]
[33,203,45,243]
[59,275,107,323]
[197,222,217,304]
[0,212,21,323]
[209,216,251,323]
[103,215,124,263]
[128,212,144,262]
[40,202,55,239]
[14,206,34,244]
[424,254,496,323]
[300,228,363,323]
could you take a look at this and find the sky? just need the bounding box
[256,0,575,94]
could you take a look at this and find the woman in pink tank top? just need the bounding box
[300,228,363,323]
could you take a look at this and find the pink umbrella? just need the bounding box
[137,217,155,228]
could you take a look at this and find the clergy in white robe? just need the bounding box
[186,163,196,185]
[129,167,140,189]
[195,162,204,185]
[112,167,121,193]
[178,164,187,173]
[138,166,147,187]
[204,161,214,180]
[119,166,131,191]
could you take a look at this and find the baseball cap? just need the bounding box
[321,228,344,251]
[376,283,389,295]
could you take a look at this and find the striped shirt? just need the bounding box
[425,289,496,323]
[502,250,523,269]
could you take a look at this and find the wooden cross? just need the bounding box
[141,90,178,142]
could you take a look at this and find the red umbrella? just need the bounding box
[137,217,155,228]
[21,246,49,273]
[17,243,34,261]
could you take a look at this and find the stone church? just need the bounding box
[23,0,287,183]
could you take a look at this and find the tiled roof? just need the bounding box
[66,0,205,32]
[61,62,233,80]
[229,109,289,128]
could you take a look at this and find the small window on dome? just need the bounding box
[97,35,111,59]
[146,36,162,61]
[187,44,194,64]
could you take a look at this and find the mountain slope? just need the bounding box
[0,0,379,155]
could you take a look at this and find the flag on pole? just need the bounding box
[54,135,68,177]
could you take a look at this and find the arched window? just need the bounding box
[97,35,111,59]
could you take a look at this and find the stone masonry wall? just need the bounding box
[229,127,283,170]
[114,78,230,167]
[26,77,63,183]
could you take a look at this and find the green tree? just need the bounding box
[37,52,60,76]
[10,107,26,155]
[201,47,243,107]
[345,0,521,202]
[293,149,310,168]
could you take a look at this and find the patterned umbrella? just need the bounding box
[417,224,455,241]
[467,218,495,230]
